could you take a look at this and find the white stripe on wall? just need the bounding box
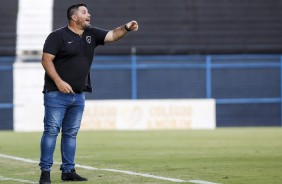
[16,0,53,55]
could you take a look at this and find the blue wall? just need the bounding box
[0,57,14,130]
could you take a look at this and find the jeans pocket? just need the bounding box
[44,91,66,107]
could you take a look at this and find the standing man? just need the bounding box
[39,3,138,184]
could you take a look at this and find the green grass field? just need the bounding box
[0,128,282,184]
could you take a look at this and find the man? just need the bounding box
[39,3,138,184]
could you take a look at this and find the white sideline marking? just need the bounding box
[101,168,186,182]
[189,180,222,184]
[0,175,37,184]
[0,153,220,184]
[0,153,38,164]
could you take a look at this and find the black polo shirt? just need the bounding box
[43,26,108,93]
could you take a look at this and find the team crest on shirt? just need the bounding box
[86,36,91,44]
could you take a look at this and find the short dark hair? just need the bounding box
[67,3,87,20]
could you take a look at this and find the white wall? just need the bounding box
[13,61,45,131]
[16,0,53,55]
[14,0,54,130]
[82,99,216,130]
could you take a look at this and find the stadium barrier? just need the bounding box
[0,54,281,130]
[82,99,216,130]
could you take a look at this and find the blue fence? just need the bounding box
[0,56,14,110]
[92,55,281,98]
[0,55,281,129]
[91,54,281,127]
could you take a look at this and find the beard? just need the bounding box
[83,22,91,29]
[77,19,91,30]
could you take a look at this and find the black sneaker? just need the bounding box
[39,171,51,184]
[61,169,88,182]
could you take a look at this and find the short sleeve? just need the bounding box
[91,27,109,46]
[43,32,62,56]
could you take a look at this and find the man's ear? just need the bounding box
[71,14,77,22]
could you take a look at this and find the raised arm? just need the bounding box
[104,20,138,43]
[41,53,74,94]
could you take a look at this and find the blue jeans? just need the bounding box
[39,91,85,173]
